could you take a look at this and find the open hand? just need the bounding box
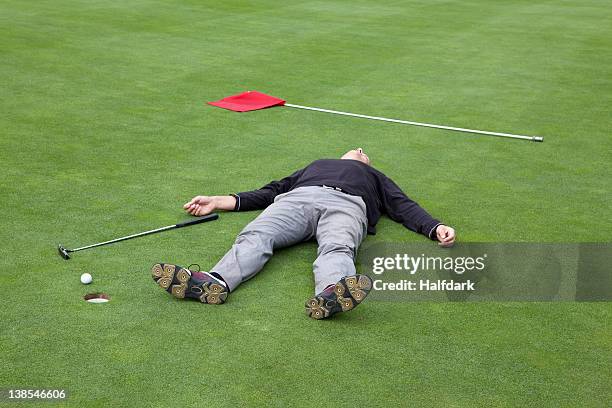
[184,196,216,216]
[436,225,456,247]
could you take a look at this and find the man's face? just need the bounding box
[341,148,370,165]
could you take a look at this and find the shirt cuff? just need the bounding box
[229,194,240,211]
[428,222,443,240]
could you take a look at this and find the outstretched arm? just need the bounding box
[184,167,305,216]
[380,174,456,247]
[230,168,305,211]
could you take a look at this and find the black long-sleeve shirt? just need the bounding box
[234,159,442,240]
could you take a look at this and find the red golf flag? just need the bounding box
[208,91,286,112]
[207,90,543,142]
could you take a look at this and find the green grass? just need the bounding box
[1,0,611,406]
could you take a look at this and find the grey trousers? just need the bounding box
[211,186,368,294]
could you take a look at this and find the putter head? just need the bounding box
[58,244,71,260]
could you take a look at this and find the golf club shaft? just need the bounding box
[70,225,175,252]
[284,103,543,142]
[69,213,219,253]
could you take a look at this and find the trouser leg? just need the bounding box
[211,193,316,291]
[312,191,368,294]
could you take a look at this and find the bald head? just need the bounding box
[341,148,370,165]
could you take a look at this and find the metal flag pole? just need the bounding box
[284,103,543,142]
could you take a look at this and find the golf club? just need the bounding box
[58,213,219,260]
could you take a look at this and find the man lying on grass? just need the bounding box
[152,148,455,319]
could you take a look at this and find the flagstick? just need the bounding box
[284,103,543,142]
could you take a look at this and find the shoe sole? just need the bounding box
[305,274,373,320]
[151,263,228,304]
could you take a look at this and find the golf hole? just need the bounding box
[84,293,110,303]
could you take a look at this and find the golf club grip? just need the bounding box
[175,213,219,228]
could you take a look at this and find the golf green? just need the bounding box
[1,1,610,406]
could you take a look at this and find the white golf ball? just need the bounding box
[80,273,93,285]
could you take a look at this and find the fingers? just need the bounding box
[183,196,210,213]
[437,226,456,247]
[184,199,201,215]
[183,197,197,209]
[435,225,446,241]
[185,203,213,216]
